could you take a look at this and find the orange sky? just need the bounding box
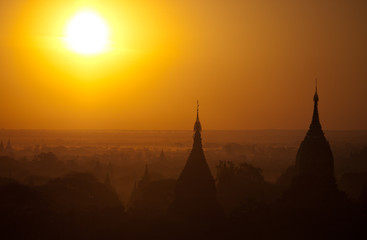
[0,0,366,130]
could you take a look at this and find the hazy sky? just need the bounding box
[0,0,366,130]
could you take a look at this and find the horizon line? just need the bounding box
[1,128,367,131]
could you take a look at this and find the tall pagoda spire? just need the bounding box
[308,79,323,136]
[193,100,203,150]
[194,100,202,132]
[289,81,342,206]
[170,102,222,220]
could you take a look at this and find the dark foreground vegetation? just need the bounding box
[1,169,366,240]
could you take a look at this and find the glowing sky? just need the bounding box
[0,0,366,130]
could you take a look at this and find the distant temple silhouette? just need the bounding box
[128,164,151,210]
[127,164,176,217]
[158,149,166,162]
[169,102,223,220]
[286,81,345,205]
[0,139,14,156]
[6,139,13,153]
[153,148,168,167]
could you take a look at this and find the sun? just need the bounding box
[65,10,109,55]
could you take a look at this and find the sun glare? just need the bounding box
[65,10,109,55]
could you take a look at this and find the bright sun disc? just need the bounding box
[65,10,109,55]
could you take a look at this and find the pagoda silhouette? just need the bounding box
[0,139,14,157]
[169,102,223,221]
[286,81,346,206]
[127,164,151,210]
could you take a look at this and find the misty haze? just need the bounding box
[1,1,367,240]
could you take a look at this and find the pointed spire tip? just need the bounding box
[196,100,199,115]
[313,79,319,102]
[194,100,202,132]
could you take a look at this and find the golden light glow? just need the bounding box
[65,10,109,55]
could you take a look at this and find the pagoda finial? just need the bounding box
[197,100,199,118]
[194,100,202,132]
[314,78,319,102]
[309,80,322,133]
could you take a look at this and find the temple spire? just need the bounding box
[197,100,199,117]
[194,100,202,132]
[314,78,319,102]
[193,101,203,149]
[170,101,222,220]
[309,79,322,133]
